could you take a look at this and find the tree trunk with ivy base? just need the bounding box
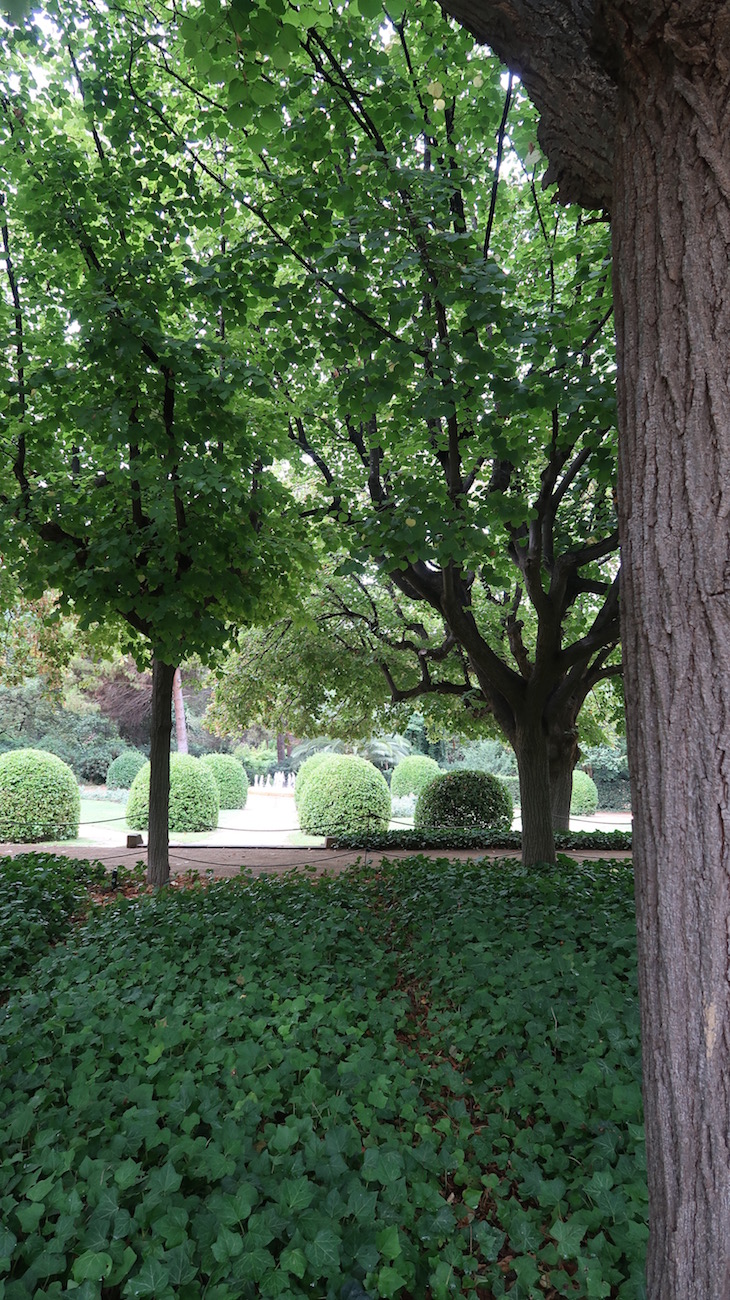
[434,1,730,1291]
[148,658,175,887]
[513,718,556,865]
[613,19,730,1296]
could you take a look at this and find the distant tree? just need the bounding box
[217,10,620,864]
[0,15,309,881]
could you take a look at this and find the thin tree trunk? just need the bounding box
[172,667,188,754]
[148,657,175,888]
[276,731,286,764]
[514,719,556,866]
[614,29,730,1298]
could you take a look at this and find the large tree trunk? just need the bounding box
[514,717,556,866]
[614,24,730,1298]
[172,667,188,754]
[548,755,573,833]
[148,658,175,887]
[548,726,579,832]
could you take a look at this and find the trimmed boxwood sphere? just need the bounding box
[0,748,80,843]
[571,770,599,816]
[414,768,512,832]
[294,752,340,810]
[297,754,391,837]
[390,754,441,800]
[200,753,249,810]
[106,749,147,790]
[126,754,219,833]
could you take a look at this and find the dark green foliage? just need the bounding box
[390,755,441,800]
[445,738,517,778]
[200,754,249,810]
[0,683,125,784]
[0,852,107,997]
[328,828,633,852]
[298,755,391,837]
[0,748,80,842]
[0,858,646,1297]
[126,754,219,833]
[571,770,600,816]
[582,746,632,811]
[233,743,278,784]
[106,748,148,790]
[415,769,513,833]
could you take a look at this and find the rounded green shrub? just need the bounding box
[0,748,80,843]
[126,754,219,833]
[200,753,249,810]
[414,768,512,833]
[106,748,148,790]
[294,751,340,811]
[571,770,599,816]
[297,755,390,837]
[390,754,441,800]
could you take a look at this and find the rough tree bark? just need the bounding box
[438,1,730,1294]
[548,727,580,831]
[148,657,175,887]
[611,13,730,1295]
[513,715,556,864]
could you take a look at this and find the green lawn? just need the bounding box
[76,797,129,844]
[0,855,646,1298]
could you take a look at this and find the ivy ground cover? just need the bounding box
[0,857,646,1299]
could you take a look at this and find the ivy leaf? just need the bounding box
[72,1250,113,1283]
[551,1217,587,1259]
[279,1244,307,1278]
[0,1224,17,1270]
[124,1256,171,1296]
[304,1227,341,1273]
[278,1176,315,1213]
[378,1264,409,1297]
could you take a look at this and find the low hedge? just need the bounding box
[297,755,390,837]
[200,753,249,810]
[327,828,633,852]
[126,754,220,833]
[415,769,513,833]
[0,749,80,843]
[571,769,600,816]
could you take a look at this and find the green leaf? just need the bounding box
[304,1227,341,1273]
[279,1245,307,1279]
[551,1216,587,1259]
[0,1224,17,1271]
[278,1176,315,1213]
[146,1163,182,1199]
[72,1251,113,1283]
[378,1264,409,1297]
[124,1257,171,1296]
